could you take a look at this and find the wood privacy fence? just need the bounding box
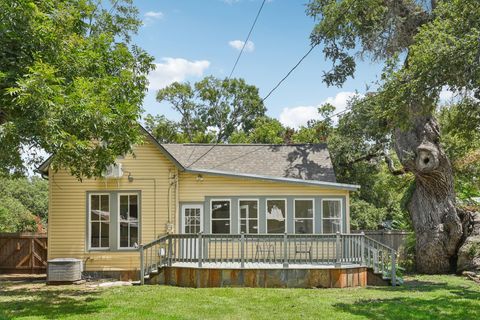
[0,233,48,274]
[351,230,411,252]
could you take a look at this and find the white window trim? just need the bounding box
[210,199,232,234]
[265,198,287,234]
[181,204,204,234]
[321,198,343,234]
[238,199,259,234]
[117,192,140,250]
[88,193,111,251]
[293,198,315,234]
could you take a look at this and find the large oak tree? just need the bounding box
[308,0,480,273]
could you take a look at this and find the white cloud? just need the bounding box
[145,11,164,19]
[279,91,362,129]
[143,11,164,26]
[228,40,255,52]
[148,58,210,91]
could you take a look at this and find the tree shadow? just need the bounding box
[269,145,336,182]
[335,279,480,320]
[0,284,103,319]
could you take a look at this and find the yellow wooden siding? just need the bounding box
[178,173,350,200]
[48,140,176,271]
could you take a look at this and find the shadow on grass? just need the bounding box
[335,278,480,320]
[0,285,103,319]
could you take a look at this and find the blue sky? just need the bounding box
[134,0,385,128]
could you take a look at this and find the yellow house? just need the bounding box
[39,128,397,287]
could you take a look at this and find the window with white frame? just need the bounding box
[89,194,110,249]
[211,200,230,233]
[322,199,342,233]
[239,200,258,233]
[294,199,314,234]
[119,194,139,248]
[266,199,286,233]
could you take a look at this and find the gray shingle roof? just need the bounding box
[162,144,337,183]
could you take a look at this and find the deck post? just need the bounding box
[391,250,396,287]
[240,232,245,268]
[335,231,341,267]
[360,232,365,266]
[283,232,288,268]
[167,237,173,267]
[139,245,145,285]
[198,232,203,268]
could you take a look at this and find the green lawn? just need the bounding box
[0,275,479,320]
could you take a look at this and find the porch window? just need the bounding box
[119,194,139,248]
[266,199,286,233]
[294,199,314,234]
[211,200,230,233]
[322,199,342,233]
[239,200,258,234]
[89,194,110,249]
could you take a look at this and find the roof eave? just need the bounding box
[185,168,360,191]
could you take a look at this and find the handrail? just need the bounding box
[139,232,397,286]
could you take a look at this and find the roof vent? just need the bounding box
[47,258,83,283]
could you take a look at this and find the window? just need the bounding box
[89,194,110,249]
[294,199,314,234]
[119,194,139,248]
[266,199,286,233]
[239,200,258,233]
[211,200,230,233]
[322,199,342,233]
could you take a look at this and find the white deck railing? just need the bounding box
[139,232,397,286]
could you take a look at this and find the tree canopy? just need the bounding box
[0,0,154,178]
[153,76,265,143]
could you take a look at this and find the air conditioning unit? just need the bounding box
[102,163,123,179]
[47,258,83,283]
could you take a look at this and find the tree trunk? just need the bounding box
[394,115,463,273]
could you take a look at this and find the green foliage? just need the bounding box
[0,176,47,232]
[155,76,265,143]
[0,0,154,178]
[229,117,287,144]
[438,101,480,200]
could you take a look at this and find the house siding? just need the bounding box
[48,140,176,272]
[47,139,351,273]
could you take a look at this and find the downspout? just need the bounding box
[167,169,178,234]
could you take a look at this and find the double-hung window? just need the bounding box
[119,194,139,248]
[322,199,342,233]
[211,200,231,233]
[294,199,314,234]
[239,200,258,233]
[266,199,286,233]
[89,194,110,249]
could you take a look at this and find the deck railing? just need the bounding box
[139,232,397,286]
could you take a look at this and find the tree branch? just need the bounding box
[384,154,407,175]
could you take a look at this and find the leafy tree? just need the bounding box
[156,76,265,142]
[229,117,288,144]
[0,176,48,232]
[307,0,480,273]
[0,0,154,178]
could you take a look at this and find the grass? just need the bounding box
[0,275,479,320]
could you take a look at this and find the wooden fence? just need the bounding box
[351,230,411,252]
[0,233,48,274]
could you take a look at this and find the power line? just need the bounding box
[261,44,317,102]
[228,0,267,79]
[186,0,267,168]
[188,0,356,166]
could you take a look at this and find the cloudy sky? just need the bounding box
[134,0,385,128]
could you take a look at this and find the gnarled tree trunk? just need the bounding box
[394,115,463,273]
